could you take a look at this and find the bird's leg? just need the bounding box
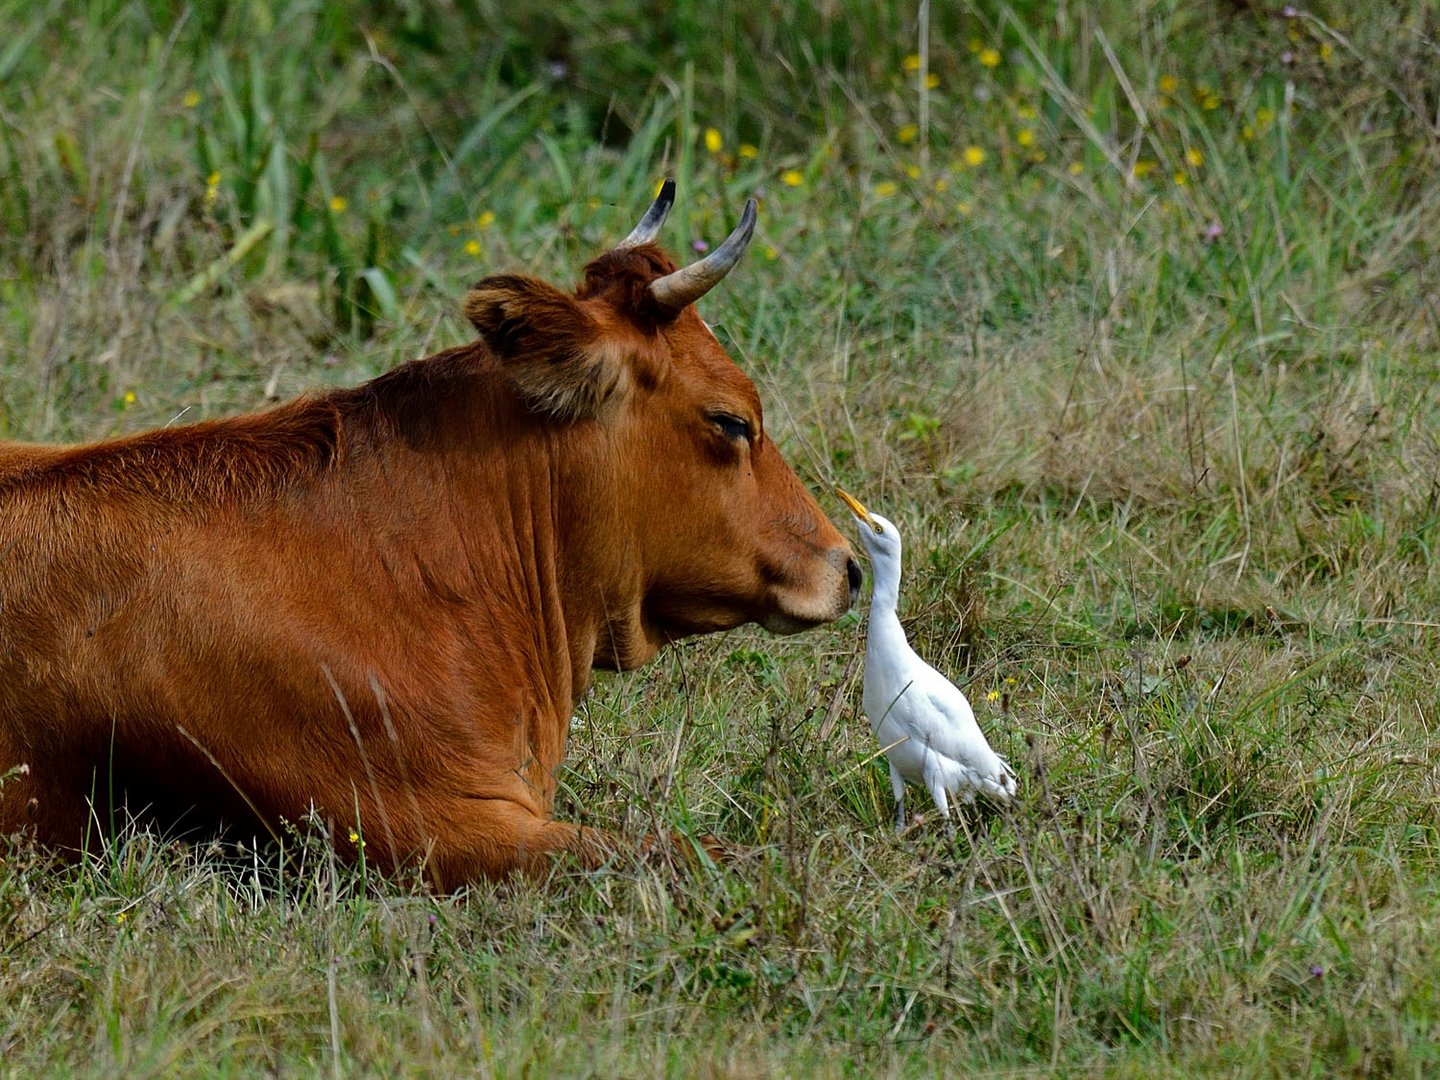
[888,761,908,832]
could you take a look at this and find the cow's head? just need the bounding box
[464,180,860,666]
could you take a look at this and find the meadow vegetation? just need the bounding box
[3,0,1440,1074]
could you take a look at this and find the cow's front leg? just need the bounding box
[415,798,622,889]
[410,803,748,888]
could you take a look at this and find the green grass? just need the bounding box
[5,0,1440,1073]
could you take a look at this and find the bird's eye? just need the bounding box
[872,523,884,535]
[710,414,752,443]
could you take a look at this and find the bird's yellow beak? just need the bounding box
[834,486,882,534]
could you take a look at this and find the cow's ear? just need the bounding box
[464,274,628,421]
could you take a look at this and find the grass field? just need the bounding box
[4,0,1440,1074]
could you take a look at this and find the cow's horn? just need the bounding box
[648,197,757,313]
[618,178,676,248]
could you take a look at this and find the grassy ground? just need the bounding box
[4,0,1440,1074]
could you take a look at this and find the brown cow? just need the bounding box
[0,181,860,887]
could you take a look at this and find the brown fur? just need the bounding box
[0,237,857,889]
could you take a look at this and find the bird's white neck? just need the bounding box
[865,553,904,633]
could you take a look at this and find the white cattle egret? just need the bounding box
[836,487,1016,836]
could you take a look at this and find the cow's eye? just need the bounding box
[710,414,752,443]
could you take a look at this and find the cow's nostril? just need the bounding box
[846,557,863,602]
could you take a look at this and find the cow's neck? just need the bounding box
[340,352,660,712]
[550,432,663,677]
[327,363,586,740]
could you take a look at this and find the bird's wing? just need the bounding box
[895,661,1006,773]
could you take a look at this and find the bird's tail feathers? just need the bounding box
[988,753,1018,800]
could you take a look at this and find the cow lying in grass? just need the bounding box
[0,181,860,888]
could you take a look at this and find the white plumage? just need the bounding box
[837,488,1016,835]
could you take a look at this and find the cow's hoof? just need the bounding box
[694,833,752,865]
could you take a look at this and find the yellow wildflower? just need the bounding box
[464,239,481,256]
[1017,128,1034,147]
[1185,146,1204,167]
[979,47,1001,68]
[985,689,1000,703]
[703,127,723,154]
[924,73,940,89]
[738,143,759,159]
[1132,160,1157,179]
[1202,92,1220,110]
[182,90,201,108]
[962,145,986,167]
[1242,124,1255,141]
[1017,103,1038,120]
[933,177,949,192]
[116,912,128,924]
[1159,74,1178,94]
[1318,41,1333,61]
[903,53,922,72]
[1173,171,1187,186]
[476,210,496,229]
[123,390,137,405]
[207,171,221,187]
[762,244,778,260]
[956,200,973,216]
[897,123,918,144]
[329,195,347,213]
[1256,106,1275,127]
[780,169,803,187]
[874,180,899,197]
[1067,160,1084,176]
[904,164,920,179]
